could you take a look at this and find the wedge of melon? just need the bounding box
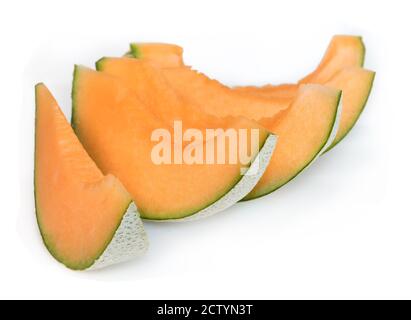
[299,35,365,84]
[127,35,365,75]
[244,85,342,199]
[240,68,375,150]
[72,66,277,220]
[127,35,373,150]
[156,66,341,199]
[125,43,184,68]
[35,84,148,270]
[96,57,341,200]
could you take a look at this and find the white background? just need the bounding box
[1,0,410,299]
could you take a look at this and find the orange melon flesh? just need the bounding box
[126,36,369,146]
[35,84,143,270]
[162,67,289,122]
[232,36,373,150]
[127,35,364,84]
[233,68,375,151]
[94,57,271,157]
[235,84,298,99]
[95,58,240,131]
[299,35,365,84]
[126,43,184,68]
[72,67,273,220]
[244,84,341,199]
[103,57,342,199]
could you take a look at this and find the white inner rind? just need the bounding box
[147,133,277,222]
[87,203,149,270]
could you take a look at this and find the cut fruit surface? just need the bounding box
[232,36,373,150]
[233,68,375,151]
[243,84,342,199]
[35,84,148,270]
[299,35,365,84]
[109,56,342,200]
[72,66,276,220]
[126,35,372,150]
[126,43,184,68]
[97,57,289,123]
[163,68,290,122]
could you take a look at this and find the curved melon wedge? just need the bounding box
[244,84,342,200]
[126,35,365,84]
[35,84,148,270]
[233,67,375,152]
[101,57,341,200]
[125,43,184,68]
[72,67,277,221]
[299,35,365,84]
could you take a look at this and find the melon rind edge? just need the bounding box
[319,92,343,155]
[148,133,277,223]
[87,203,149,270]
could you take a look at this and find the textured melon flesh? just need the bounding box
[95,58,240,131]
[235,83,298,99]
[72,67,271,220]
[232,36,373,150]
[126,43,184,68]
[35,84,134,270]
[102,57,288,123]
[233,68,375,151]
[244,85,341,200]
[102,58,341,200]
[299,35,365,84]
[234,36,365,92]
[127,36,368,139]
[163,68,289,122]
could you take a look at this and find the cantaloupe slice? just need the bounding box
[72,66,277,220]
[244,85,342,199]
[299,35,365,84]
[234,36,374,150]
[127,35,365,74]
[125,43,184,68]
[96,57,341,200]
[128,35,373,150]
[159,66,341,199]
[35,83,148,270]
[239,68,375,150]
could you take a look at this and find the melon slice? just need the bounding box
[96,57,341,200]
[240,68,375,150]
[72,66,277,221]
[35,83,148,270]
[127,36,373,150]
[157,68,341,199]
[125,43,184,68]
[299,35,365,84]
[233,36,374,150]
[244,85,342,199]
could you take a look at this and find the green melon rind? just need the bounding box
[149,134,277,222]
[36,199,148,271]
[35,85,149,271]
[324,71,375,152]
[299,36,366,84]
[129,43,142,59]
[243,90,343,201]
[87,202,149,270]
[72,65,277,221]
